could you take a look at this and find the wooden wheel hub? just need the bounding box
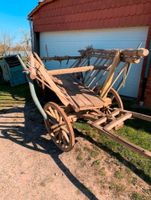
[44,102,75,152]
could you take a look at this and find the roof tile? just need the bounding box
[32,0,151,32]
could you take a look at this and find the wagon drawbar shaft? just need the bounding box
[18,47,151,159]
[88,109,151,159]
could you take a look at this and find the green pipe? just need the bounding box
[17,54,47,120]
[17,55,28,71]
[27,76,47,120]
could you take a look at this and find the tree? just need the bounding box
[0,32,14,56]
[20,30,31,51]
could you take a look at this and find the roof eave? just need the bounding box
[28,0,56,20]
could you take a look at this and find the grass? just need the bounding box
[114,171,123,180]
[92,159,100,167]
[131,177,138,185]
[76,152,83,161]
[109,182,126,193]
[0,82,31,112]
[130,192,146,200]
[74,98,151,184]
[90,150,99,159]
[0,81,31,108]
[99,168,106,177]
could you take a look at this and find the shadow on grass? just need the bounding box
[0,82,30,100]
[74,128,151,186]
[124,119,151,134]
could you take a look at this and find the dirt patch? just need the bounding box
[0,99,151,200]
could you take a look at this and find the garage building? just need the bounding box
[28,0,151,106]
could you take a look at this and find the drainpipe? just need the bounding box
[28,19,34,52]
[144,40,151,79]
[140,40,151,104]
[138,27,151,105]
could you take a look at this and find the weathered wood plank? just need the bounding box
[47,65,108,76]
[53,74,105,111]
[100,51,120,98]
[123,110,151,122]
[104,112,132,131]
[89,122,151,159]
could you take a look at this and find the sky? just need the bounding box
[0,0,38,44]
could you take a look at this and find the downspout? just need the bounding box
[28,18,34,53]
[138,26,151,104]
[144,40,151,79]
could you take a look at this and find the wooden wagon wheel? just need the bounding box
[102,87,124,115]
[109,87,124,109]
[44,102,75,152]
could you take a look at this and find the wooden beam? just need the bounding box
[121,48,149,57]
[124,110,151,122]
[42,55,82,61]
[89,121,151,159]
[100,51,120,98]
[47,65,108,76]
[104,113,132,131]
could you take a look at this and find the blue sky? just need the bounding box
[0,0,38,44]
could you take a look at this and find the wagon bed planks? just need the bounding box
[53,74,105,112]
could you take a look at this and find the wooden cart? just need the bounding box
[18,47,151,159]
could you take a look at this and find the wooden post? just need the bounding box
[100,51,120,98]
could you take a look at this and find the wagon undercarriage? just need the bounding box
[18,47,151,159]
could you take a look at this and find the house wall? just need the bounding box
[32,0,151,32]
[30,0,151,105]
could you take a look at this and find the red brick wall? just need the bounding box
[31,0,151,32]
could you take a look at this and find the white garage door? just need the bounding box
[40,27,148,97]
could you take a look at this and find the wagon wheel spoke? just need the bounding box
[62,130,70,143]
[59,116,63,124]
[53,126,61,134]
[48,107,56,118]
[46,111,56,123]
[54,130,60,138]
[44,102,75,152]
[101,88,124,118]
